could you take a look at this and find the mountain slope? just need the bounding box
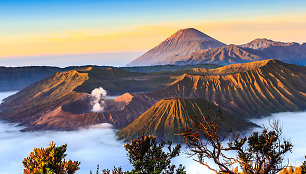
[1,60,305,131]
[127,28,226,66]
[148,59,306,117]
[118,98,256,142]
[240,38,297,50]
[0,70,89,123]
[0,66,63,92]
[0,64,220,93]
[175,44,263,65]
[241,38,306,65]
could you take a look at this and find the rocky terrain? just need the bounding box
[0,59,305,132]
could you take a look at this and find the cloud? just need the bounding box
[1,92,306,173]
[0,122,131,174]
[1,13,305,58]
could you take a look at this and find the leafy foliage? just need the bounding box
[279,166,303,174]
[124,134,186,174]
[273,156,306,174]
[228,121,292,174]
[302,156,306,174]
[180,107,293,174]
[90,165,124,174]
[23,142,80,174]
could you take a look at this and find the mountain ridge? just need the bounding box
[128,28,306,66]
[175,44,263,65]
[0,59,305,130]
[240,38,299,50]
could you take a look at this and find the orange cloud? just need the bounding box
[0,14,305,57]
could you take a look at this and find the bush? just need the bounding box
[180,115,293,174]
[90,165,124,174]
[301,156,306,174]
[124,134,185,174]
[94,134,186,174]
[23,141,80,174]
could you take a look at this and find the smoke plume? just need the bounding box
[90,87,107,112]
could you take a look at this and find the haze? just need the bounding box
[0,92,305,174]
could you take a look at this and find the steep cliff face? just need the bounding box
[118,98,256,142]
[127,28,226,66]
[149,60,306,117]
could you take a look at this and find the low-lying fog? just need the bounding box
[0,92,305,174]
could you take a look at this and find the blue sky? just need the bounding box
[1,0,305,35]
[0,0,305,66]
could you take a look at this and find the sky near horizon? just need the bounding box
[0,0,306,66]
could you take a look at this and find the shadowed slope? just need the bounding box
[241,38,306,65]
[118,98,256,142]
[175,44,263,65]
[240,38,298,50]
[0,66,63,92]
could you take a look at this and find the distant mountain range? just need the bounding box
[128,28,306,66]
[1,59,305,132]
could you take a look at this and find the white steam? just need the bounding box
[90,87,107,112]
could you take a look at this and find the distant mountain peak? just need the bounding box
[127,28,226,66]
[241,38,297,50]
[167,28,216,42]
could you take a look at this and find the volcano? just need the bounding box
[118,98,256,142]
[127,28,226,66]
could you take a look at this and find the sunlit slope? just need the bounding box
[118,98,255,141]
[0,67,164,126]
[0,59,304,130]
[128,28,225,66]
[150,59,306,117]
[0,70,89,123]
[0,64,218,130]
